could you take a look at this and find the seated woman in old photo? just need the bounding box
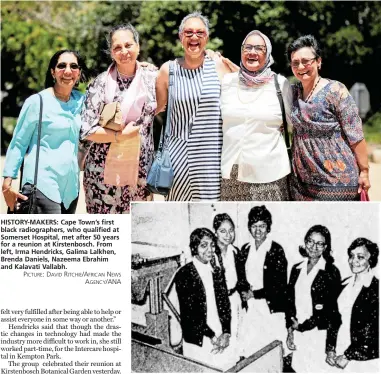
[173,228,236,369]
[326,238,379,372]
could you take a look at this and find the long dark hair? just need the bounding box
[44,49,89,88]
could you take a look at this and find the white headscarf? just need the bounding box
[239,30,275,87]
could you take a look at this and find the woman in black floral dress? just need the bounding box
[80,23,156,213]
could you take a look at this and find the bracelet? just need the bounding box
[360,166,370,172]
[114,131,119,142]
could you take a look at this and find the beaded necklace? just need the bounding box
[304,76,321,102]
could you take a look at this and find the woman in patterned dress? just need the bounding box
[287,35,371,200]
[80,24,157,213]
[156,12,232,201]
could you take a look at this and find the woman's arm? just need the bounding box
[351,139,370,192]
[155,62,169,114]
[335,82,370,192]
[2,95,40,209]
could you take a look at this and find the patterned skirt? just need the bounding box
[290,175,360,201]
[221,165,290,201]
[83,143,152,214]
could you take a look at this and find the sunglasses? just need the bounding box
[56,63,80,70]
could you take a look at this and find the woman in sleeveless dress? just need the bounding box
[156,11,231,201]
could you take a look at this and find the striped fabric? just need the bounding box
[167,57,222,201]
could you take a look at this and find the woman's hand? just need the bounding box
[2,179,28,211]
[358,169,370,193]
[118,122,140,141]
[335,355,349,369]
[286,328,296,351]
[325,351,337,366]
[221,56,239,72]
[291,317,299,330]
[205,49,221,59]
[241,290,254,301]
[138,61,158,71]
[216,333,230,349]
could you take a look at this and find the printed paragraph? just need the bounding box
[0,308,122,374]
[0,218,122,285]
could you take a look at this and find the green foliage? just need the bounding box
[363,112,381,144]
[2,0,381,115]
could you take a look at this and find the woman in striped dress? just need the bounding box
[156,12,231,201]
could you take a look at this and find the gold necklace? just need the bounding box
[237,80,263,104]
[304,76,321,102]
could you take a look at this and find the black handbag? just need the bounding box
[7,93,43,214]
[274,74,291,160]
[146,61,175,195]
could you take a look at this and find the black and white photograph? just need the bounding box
[131,202,379,373]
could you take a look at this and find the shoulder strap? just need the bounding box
[274,74,290,149]
[18,93,43,191]
[33,93,43,188]
[158,61,174,152]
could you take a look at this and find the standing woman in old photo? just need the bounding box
[80,24,157,213]
[174,228,235,369]
[286,225,341,372]
[236,205,289,359]
[213,213,242,355]
[326,238,379,372]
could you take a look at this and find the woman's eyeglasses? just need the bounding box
[56,63,80,71]
[306,238,325,250]
[290,57,317,68]
[242,44,267,54]
[183,29,207,38]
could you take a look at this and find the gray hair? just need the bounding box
[178,11,210,36]
[106,23,140,54]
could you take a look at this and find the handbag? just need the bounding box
[360,189,370,201]
[8,93,43,214]
[99,102,124,131]
[146,61,175,195]
[274,74,291,160]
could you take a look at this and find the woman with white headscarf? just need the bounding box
[219,30,292,201]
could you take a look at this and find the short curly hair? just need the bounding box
[347,237,379,269]
[189,227,215,256]
[248,205,272,233]
[286,34,322,63]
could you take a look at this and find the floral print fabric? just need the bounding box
[80,69,157,213]
[290,80,363,200]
